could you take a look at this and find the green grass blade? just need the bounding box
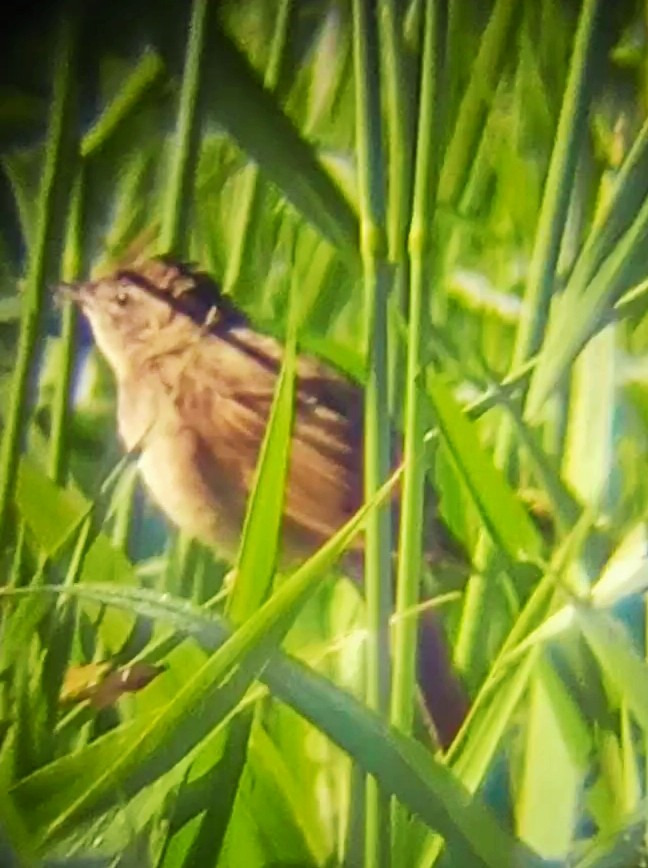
[514,658,590,860]
[352,0,392,863]
[505,0,600,426]
[425,374,542,563]
[48,170,84,485]
[10,466,401,842]
[80,48,165,158]
[207,263,297,864]
[8,583,531,866]
[221,0,293,296]
[438,0,520,207]
[578,608,648,733]
[226,276,297,624]
[510,0,601,376]
[0,13,79,547]
[391,0,444,853]
[208,26,359,258]
[159,0,210,254]
[526,192,648,418]
[559,114,648,306]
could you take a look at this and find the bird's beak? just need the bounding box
[55,281,87,307]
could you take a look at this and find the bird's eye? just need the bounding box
[115,290,129,307]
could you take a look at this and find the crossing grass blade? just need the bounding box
[0,12,79,547]
[425,373,543,563]
[8,463,400,844]
[207,26,359,258]
[5,582,533,867]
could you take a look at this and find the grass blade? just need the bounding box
[0,13,79,547]
[8,582,531,866]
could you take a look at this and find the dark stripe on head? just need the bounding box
[115,261,248,333]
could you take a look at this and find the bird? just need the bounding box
[60,256,469,747]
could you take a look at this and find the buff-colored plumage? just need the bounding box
[63,257,468,747]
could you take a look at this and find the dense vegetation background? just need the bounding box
[0,0,647,865]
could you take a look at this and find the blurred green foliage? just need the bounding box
[0,1,647,866]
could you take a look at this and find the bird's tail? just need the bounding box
[416,606,469,749]
[344,548,469,749]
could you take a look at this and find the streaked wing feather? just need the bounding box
[175,329,365,553]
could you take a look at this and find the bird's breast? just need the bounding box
[116,377,246,558]
[136,424,246,559]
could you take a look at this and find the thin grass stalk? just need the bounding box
[222,0,292,297]
[526,185,648,418]
[454,0,601,676]
[138,0,210,572]
[390,0,444,852]
[42,314,119,760]
[110,464,139,553]
[392,0,444,727]
[352,1,391,866]
[559,113,648,302]
[195,247,298,863]
[159,0,210,254]
[510,0,601,375]
[437,0,520,207]
[378,0,413,417]
[443,0,464,150]
[379,0,412,265]
[612,278,648,323]
[48,170,84,484]
[0,12,79,550]
[34,168,83,580]
[80,49,165,158]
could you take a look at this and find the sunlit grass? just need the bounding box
[0,1,647,866]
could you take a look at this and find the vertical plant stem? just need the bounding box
[48,170,85,484]
[438,0,520,207]
[223,0,293,297]
[0,12,79,550]
[379,0,413,416]
[159,0,210,254]
[512,0,601,374]
[390,0,444,849]
[379,0,412,266]
[352,2,391,866]
[444,0,465,148]
[139,0,210,563]
[454,0,601,677]
[110,464,139,554]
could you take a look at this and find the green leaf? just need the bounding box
[207,26,359,258]
[526,191,648,419]
[15,457,136,586]
[15,457,87,556]
[11,464,398,844]
[81,49,166,158]
[577,608,648,733]
[420,651,538,868]
[514,657,590,860]
[425,373,543,562]
[227,327,296,623]
[8,582,528,866]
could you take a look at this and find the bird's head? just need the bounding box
[58,257,243,377]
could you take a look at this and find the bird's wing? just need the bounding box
[174,328,365,552]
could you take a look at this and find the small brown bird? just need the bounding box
[61,257,468,746]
